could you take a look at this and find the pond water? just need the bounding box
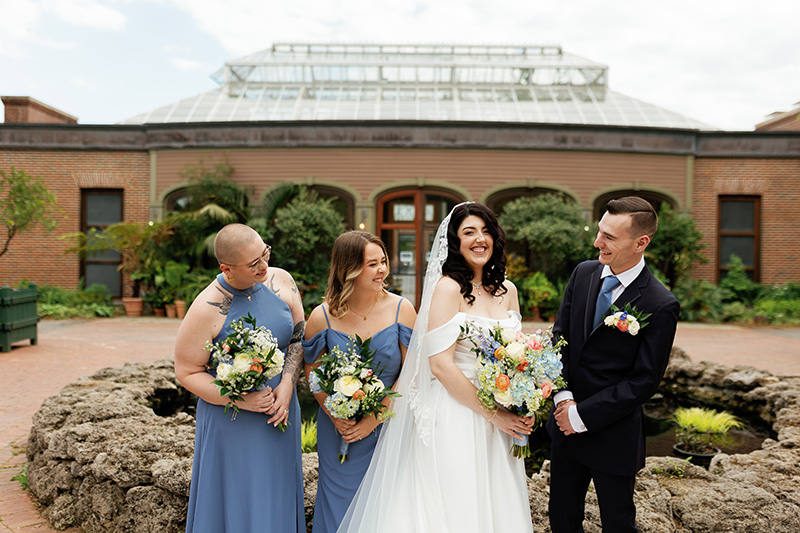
[642,394,771,458]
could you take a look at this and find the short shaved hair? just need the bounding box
[214,224,262,265]
[606,196,658,239]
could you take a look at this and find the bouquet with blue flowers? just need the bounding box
[309,336,400,462]
[460,322,567,458]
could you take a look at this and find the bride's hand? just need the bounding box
[489,409,533,439]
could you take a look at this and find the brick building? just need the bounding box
[1,44,798,303]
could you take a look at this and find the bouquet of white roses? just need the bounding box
[205,313,286,427]
[460,322,567,458]
[308,336,400,462]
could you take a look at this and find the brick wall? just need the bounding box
[0,150,150,295]
[693,157,800,284]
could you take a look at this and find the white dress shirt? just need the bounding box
[554,257,646,433]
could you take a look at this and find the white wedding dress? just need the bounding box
[339,310,533,532]
[338,202,534,533]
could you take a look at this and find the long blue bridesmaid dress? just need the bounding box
[186,274,305,533]
[302,297,411,533]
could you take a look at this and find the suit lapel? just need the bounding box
[584,265,604,339]
[586,264,650,338]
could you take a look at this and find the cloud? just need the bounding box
[172,57,206,71]
[45,0,127,30]
[69,75,97,89]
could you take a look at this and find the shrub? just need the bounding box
[721,301,751,323]
[753,299,800,325]
[499,194,594,281]
[34,283,116,319]
[719,255,762,304]
[672,279,726,322]
[518,272,558,321]
[646,204,707,289]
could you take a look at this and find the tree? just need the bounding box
[499,193,594,281]
[646,204,707,289]
[268,188,346,312]
[0,167,58,259]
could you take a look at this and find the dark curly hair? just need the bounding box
[442,202,508,305]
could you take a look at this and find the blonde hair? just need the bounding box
[326,231,389,319]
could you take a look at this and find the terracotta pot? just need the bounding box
[153,308,166,317]
[165,304,177,318]
[121,297,144,317]
[174,300,187,319]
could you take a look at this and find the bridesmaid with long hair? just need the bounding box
[303,231,416,533]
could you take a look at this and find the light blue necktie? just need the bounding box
[593,275,620,328]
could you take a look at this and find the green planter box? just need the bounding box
[0,283,40,352]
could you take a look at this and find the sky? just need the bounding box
[1,0,799,130]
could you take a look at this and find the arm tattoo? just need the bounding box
[267,273,280,295]
[282,320,306,386]
[207,286,231,315]
[290,277,301,299]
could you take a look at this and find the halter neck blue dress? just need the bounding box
[185,274,304,533]
[302,298,412,533]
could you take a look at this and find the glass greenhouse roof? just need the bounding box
[121,43,715,129]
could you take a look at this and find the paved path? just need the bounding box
[1,318,799,532]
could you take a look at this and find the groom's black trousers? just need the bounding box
[549,440,638,533]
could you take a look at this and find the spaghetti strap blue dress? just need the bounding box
[185,274,305,533]
[302,297,411,533]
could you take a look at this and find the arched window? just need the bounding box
[308,186,355,230]
[593,191,675,221]
[486,187,573,217]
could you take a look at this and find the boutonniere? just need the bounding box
[604,303,651,336]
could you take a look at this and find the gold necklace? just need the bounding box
[235,285,256,301]
[349,297,378,321]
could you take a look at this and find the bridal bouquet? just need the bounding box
[205,313,286,428]
[308,336,400,463]
[460,322,567,458]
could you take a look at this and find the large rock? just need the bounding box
[26,350,800,532]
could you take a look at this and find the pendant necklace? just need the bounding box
[235,285,256,301]
[350,297,378,321]
[471,281,483,296]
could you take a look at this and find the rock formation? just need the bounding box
[25,349,800,532]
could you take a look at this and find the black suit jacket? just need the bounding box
[546,260,679,476]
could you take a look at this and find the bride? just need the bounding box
[338,202,535,532]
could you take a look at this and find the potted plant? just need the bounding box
[63,222,173,316]
[520,272,556,322]
[672,406,743,467]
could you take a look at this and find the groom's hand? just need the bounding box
[554,400,577,435]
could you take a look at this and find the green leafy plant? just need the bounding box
[34,282,116,319]
[11,464,28,490]
[499,194,593,281]
[519,272,557,321]
[646,203,707,289]
[672,279,726,322]
[673,407,743,455]
[720,255,762,304]
[301,419,318,453]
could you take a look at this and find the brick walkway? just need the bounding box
[1,318,799,532]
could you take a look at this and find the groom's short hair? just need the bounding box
[606,196,658,238]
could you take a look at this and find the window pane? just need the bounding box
[383,197,415,223]
[720,236,755,267]
[86,193,122,226]
[720,201,755,232]
[85,264,121,297]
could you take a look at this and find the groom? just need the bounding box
[546,196,679,532]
